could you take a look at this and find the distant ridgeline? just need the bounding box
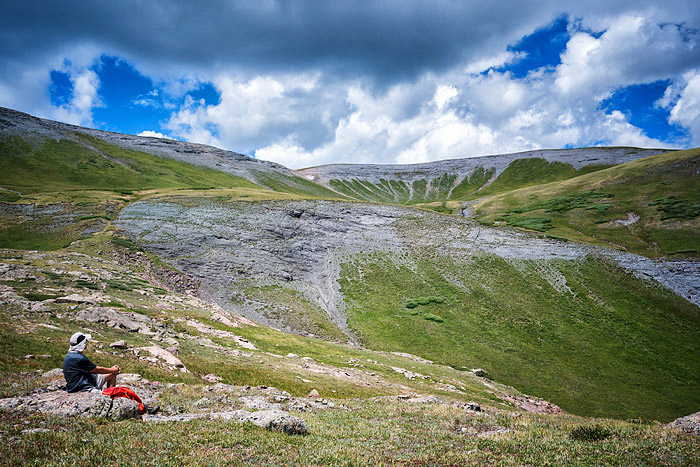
[296,147,666,204]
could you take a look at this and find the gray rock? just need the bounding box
[0,391,141,421]
[668,411,700,435]
[75,306,154,332]
[214,410,308,435]
[145,409,308,435]
[110,340,128,349]
[307,389,320,400]
[240,396,279,411]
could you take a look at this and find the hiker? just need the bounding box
[63,332,120,393]
[62,331,160,414]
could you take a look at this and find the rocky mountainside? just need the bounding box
[297,147,667,203]
[0,106,340,198]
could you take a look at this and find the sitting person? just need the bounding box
[62,331,159,414]
[63,331,120,393]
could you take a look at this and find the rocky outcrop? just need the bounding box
[144,409,308,435]
[74,306,158,333]
[0,391,141,421]
[668,411,700,435]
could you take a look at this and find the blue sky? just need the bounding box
[2,1,700,168]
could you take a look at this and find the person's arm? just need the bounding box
[90,365,120,375]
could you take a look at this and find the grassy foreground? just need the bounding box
[1,397,698,466]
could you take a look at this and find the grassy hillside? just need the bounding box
[475,148,700,258]
[0,134,259,193]
[339,250,700,422]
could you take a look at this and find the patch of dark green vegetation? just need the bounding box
[495,215,554,232]
[569,425,613,442]
[0,192,21,202]
[406,296,445,308]
[22,292,61,301]
[423,313,444,323]
[111,236,144,252]
[649,196,700,220]
[75,279,100,290]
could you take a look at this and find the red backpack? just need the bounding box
[102,386,146,414]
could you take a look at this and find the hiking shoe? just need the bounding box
[145,405,160,415]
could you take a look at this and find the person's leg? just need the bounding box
[104,372,117,388]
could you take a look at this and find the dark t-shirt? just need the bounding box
[63,352,97,393]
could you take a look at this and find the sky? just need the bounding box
[2,1,700,169]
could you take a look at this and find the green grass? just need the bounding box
[476,148,700,257]
[475,159,611,198]
[340,251,700,422]
[252,170,347,200]
[0,135,260,194]
[1,400,697,466]
[449,166,495,200]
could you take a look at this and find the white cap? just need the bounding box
[70,332,92,345]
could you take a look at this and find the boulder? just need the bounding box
[75,306,152,332]
[668,411,700,435]
[110,340,128,349]
[138,345,187,372]
[215,410,308,435]
[0,391,141,421]
[145,409,308,435]
[56,294,95,304]
[307,389,320,400]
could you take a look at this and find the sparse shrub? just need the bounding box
[111,236,144,251]
[76,279,100,290]
[405,296,444,308]
[423,313,444,322]
[569,425,612,442]
[106,279,134,291]
[649,196,700,220]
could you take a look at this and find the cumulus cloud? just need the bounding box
[49,68,101,127]
[137,130,172,139]
[555,15,700,98]
[663,71,700,145]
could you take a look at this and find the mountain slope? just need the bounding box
[0,106,343,199]
[475,147,700,258]
[297,147,667,204]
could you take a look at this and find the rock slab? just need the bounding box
[668,411,700,435]
[145,409,308,435]
[0,391,141,421]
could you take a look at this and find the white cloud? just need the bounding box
[48,68,101,127]
[555,15,700,98]
[137,130,172,139]
[665,70,700,145]
[464,51,526,75]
